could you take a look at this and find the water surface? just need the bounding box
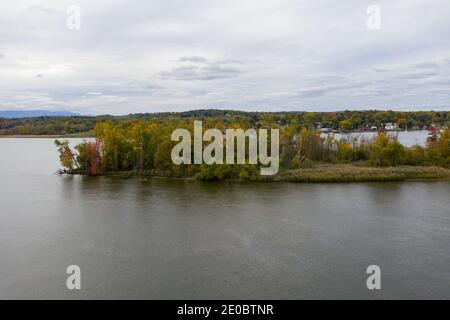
[322,130,430,147]
[0,138,449,299]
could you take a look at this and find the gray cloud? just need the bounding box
[413,62,439,70]
[395,71,437,80]
[1,0,450,114]
[177,56,209,64]
[26,5,62,15]
[298,80,372,98]
[160,58,241,81]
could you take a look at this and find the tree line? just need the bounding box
[55,118,450,180]
[1,109,449,135]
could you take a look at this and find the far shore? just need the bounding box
[0,128,438,139]
[0,134,93,138]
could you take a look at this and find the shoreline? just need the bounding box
[60,165,450,183]
[0,134,94,138]
[0,129,429,138]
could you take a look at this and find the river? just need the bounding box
[0,138,449,299]
[321,130,431,147]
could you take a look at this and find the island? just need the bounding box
[43,110,450,182]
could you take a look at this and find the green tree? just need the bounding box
[339,120,352,131]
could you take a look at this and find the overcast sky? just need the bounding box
[1,0,450,115]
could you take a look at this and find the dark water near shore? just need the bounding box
[0,138,449,299]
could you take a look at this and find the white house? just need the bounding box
[384,123,398,130]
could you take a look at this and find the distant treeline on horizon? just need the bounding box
[0,109,448,136]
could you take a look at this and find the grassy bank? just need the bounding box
[282,165,450,183]
[63,164,450,183]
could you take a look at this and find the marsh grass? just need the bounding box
[283,165,450,183]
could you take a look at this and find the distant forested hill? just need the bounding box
[0,109,448,135]
[0,110,80,118]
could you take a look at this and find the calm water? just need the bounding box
[322,130,430,147]
[0,138,449,299]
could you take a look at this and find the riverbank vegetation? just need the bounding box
[54,116,450,182]
[283,165,450,183]
[1,109,449,135]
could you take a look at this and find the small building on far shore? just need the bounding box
[384,123,399,130]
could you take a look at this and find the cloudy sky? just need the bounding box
[1,0,450,115]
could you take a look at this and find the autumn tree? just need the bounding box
[54,139,79,171]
